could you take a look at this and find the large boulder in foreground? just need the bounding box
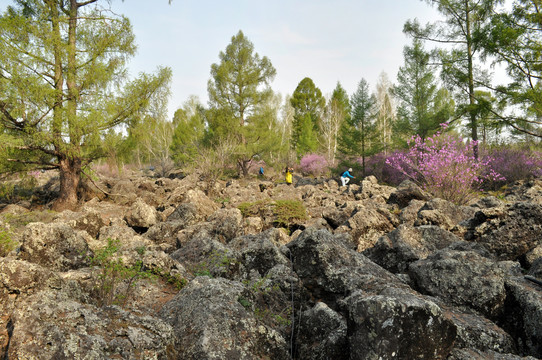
[500,277,542,358]
[287,228,457,359]
[159,276,290,360]
[343,288,456,360]
[408,248,507,319]
[4,289,175,359]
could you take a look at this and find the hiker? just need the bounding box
[258,167,264,177]
[341,168,354,186]
[285,167,293,185]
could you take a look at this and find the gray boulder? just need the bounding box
[336,206,395,252]
[500,277,542,358]
[415,198,477,231]
[440,303,516,354]
[364,224,462,273]
[158,276,290,359]
[5,289,175,359]
[343,287,456,360]
[409,248,507,319]
[296,302,348,360]
[230,229,290,277]
[124,198,158,229]
[464,202,542,261]
[387,180,431,208]
[19,222,92,271]
[287,228,405,305]
[447,348,538,359]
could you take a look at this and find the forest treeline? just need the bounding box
[0,0,541,210]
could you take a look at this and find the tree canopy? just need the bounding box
[206,30,280,176]
[290,77,325,156]
[0,0,171,210]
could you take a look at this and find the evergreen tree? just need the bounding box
[404,0,503,157]
[206,30,277,176]
[0,0,171,210]
[290,77,325,156]
[481,0,542,139]
[394,39,453,141]
[338,79,377,175]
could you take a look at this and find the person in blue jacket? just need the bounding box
[341,168,354,186]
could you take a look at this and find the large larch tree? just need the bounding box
[0,0,171,210]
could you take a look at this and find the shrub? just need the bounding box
[361,152,408,186]
[238,200,270,218]
[237,199,307,229]
[299,154,328,177]
[89,239,152,307]
[273,199,307,227]
[0,228,17,257]
[480,146,542,190]
[386,128,504,205]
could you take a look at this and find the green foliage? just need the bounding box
[89,239,152,307]
[170,97,206,166]
[238,200,271,218]
[479,0,542,139]
[404,0,500,147]
[238,199,307,229]
[290,77,325,156]
[273,200,308,227]
[237,296,252,309]
[0,227,17,257]
[190,250,239,278]
[0,173,39,203]
[0,1,171,208]
[206,30,278,176]
[149,267,187,291]
[1,210,57,231]
[394,39,453,141]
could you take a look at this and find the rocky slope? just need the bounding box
[1,171,542,359]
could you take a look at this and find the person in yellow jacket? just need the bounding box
[285,167,293,185]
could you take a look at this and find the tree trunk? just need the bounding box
[53,157,81,211]
[238,158,250,177]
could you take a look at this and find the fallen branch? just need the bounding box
[81,169,128,198]
[525,275,542,287]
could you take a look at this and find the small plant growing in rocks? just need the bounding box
[190,250,239,278]
[0,227,17,257]
[273,199,307,228]
[89,238,152,307]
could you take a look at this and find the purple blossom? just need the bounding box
[300,154,329,177]
[385,130,505,205]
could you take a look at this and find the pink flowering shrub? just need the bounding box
[480,146,542,190]
[300,154,329,177]
[386,128,504,205]
[360,153,409,186]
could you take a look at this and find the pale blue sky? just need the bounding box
[0,0,443,117]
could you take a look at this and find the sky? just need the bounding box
[0,0,444,118]
[104,0,446,118]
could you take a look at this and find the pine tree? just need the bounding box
[338,79,377,175]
